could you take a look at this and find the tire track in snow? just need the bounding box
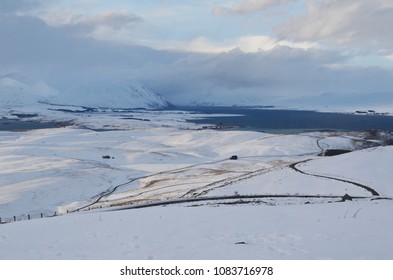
[289,159,380,196]
[106,194,373,212]
[71,158,230,212]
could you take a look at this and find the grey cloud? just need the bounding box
[135,47,393,104]
[0,0,43,14]
[66,11,143,33]
[83,11,142,29]
[0,14,177,87]
[213,0,295,15]
[277,0,393,53]
[2,13,393,105]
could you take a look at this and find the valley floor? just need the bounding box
[0,110,392,259]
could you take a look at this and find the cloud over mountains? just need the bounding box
[1,1,393,105]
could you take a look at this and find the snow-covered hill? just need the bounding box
[275,92,393,113]
[1,120,393,259]
[191,91,266,107]
[0,74,174,116]
[0,73,58,110]
[190,90,393,115]
[48,80,173,109]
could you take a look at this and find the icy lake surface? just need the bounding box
[2,107,393,133]
[183,106,393,132]
[0,119,59,131]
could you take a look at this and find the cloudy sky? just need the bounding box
[1,0,393,104]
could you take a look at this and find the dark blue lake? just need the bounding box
[180,106,393,133]
[0,119,60,131]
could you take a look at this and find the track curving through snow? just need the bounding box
[289,159,380,196]
[71,158,232,212]
[106,194,373,212]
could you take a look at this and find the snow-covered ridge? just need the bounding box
[0,73,59,109]
[0,74,173,113]
[48,80,173,109]
[190,90,393,115]
[274,92,393,114]
[1,122,393,259]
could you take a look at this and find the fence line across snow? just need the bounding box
[0,211,60,225]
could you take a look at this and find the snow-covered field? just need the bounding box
[2,200,393,260]
[1,109,393,259]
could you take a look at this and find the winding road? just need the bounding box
[73,135,381,213]
[72,158,232,212]
[289,159,380,196]
[107,194,372,212]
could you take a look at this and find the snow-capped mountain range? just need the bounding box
[0,73,173,113]
[2,73,393,116]
[0,73,59,109]
[50,81,172,109]
[269,92,393,114]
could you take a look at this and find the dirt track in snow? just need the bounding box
[289,159,380,196]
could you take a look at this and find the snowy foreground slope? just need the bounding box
[1,200,392,260]
[0,110,393,259]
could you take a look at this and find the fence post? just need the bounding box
[0,217,2,223]
[28,214,31,220]
[41,213,43,218]
[13,216,16,222]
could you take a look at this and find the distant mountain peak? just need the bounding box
[48,79,174,109]
[0,73,59,110]
[0,75,174,112]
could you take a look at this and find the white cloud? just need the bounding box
[2,2,393,105]
[14,3,144,45]
[151,35,318,54]
[213,0,296,15]
[47,10,142,29]
[158,37,231,53]
[26,8,143,37]
[278,0,393,53]
[152,36,277,54]
[233,36,319,52]
[135,46,393,104]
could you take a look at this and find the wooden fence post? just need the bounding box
[28,214,31,220]
[41,213,43,218]
[13,216,16,222]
